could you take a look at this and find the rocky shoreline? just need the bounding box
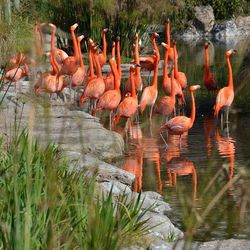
[1,82,250,249]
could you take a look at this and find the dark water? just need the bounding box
[111,39,250,241]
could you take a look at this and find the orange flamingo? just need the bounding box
[125,33,142,93]
[154,65,176,119]
[165,19,177,63]
[98,28,108,67]
[35,51,64,94]
[64,35,86,88]
[103,41,116,91]
[173,41,187,89]
[87,39,96,81]
[79,46,105,107]
[160,85,200,146]
[214,49,236,123]
[92,57,121,128]
[113,64,140,126]
[203,42,217,91]
[139,32,159,81]
[49,23,68,65]
[139,47,160,120]
[116,36,122,81]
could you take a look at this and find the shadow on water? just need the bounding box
[100,38,250,241]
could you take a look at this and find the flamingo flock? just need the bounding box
[5,20,237,147]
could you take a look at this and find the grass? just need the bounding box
[0,131,152,249]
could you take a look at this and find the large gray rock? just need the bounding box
[194,5,215,33]
[197,239,250,250]
[235,16,250,28]
[68,152,135,186]
[141,211,183,241]
[176,23,200,42]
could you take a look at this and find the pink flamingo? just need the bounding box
[160,85,200,147]
[113,64,140,126]
[203,42,217,91]
[49,23,68,65]
[173,41,187,89]
[165,19,177,63]
[214,49,236,123]
[98,28,108,67]
[139,47,160,121]
[92,57,121,128]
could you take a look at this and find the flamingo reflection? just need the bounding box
[204,116,217,157]
[166,158,197,201]
[215,128,235,183]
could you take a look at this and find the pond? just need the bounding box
[108,38,250,241]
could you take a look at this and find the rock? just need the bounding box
[68,153,135,186]
[149,238,173,250]
[194,5,215,33]
[197,239,250,250]
[141,211,183,241]
[176,23,200,42]
[98,180,132,196]
[235,16,250,28]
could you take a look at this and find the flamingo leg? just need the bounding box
[109,110,113,130]
[159,131,168,149]
[149,104,154,121]
[220,111,224,130]
[226,106,229,124]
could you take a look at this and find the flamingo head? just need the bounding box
[71,23,78,31]
[189,85,201,92]
[49,23,56,30]
[161,42,169,49]
[204,42,209,49]
[116,36,120,41]
[153,32,159,38]
[225,49,237,57]
[166,18,170,24]
[103,28,108,33]
[135,33,138,39]
[77,35,84,42]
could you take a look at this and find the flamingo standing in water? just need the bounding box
[139,32,159,82]
[203,42,217,91]
[160,85,200,147]
[154,65,176,119]
[49,23,68,65]
[165,19,177,63]
[173,41,187,89]
[79,46,105,108]
[104,41,116,91]
[214,49,236,124]
[92,57,121,128]
[113,64,140,126]
[125,33,142,93]
[139,47,160,121]
[98,28,108,67]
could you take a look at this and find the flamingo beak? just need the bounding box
[71,23,78,30]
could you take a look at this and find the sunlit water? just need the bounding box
[103,38,250,241]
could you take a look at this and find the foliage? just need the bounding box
[0,131,151,249]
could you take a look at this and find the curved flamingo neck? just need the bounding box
[38,26,44,54]
[152,55,159,88]
[102,31,107,57]
[110,59,120,91]
[130,68,136,98]
[134,35,141,82]
[34,24,40,55]
[170,68,175,97]
[111,42,115,58]
[49,53,57,74]
[152,36,158,54]
[173,43,179,76]
[88,49,95,78]
[116,39,122,80]
[190,90,196,126]
[226,55,234,90]
[50,26,56,52]
[71,28,78,60]
[166,22,170,46]
[163,46,169,82]
[205,47,209,71]
[93,50,103,79]
[77,39,85,72]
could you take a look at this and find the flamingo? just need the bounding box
[203,42,217,91]
[92,57,121,128]
[165,19,177,63]
[160,85,200,147]
[64,35,86,89]
[6,64,28,88]
[173,41,187,89]
[125,33,142,93]
[103,41,116,91]
[116,36,122,81]
[214,49,236,124]
[161,42,171,95]
[113,64,140,126]
[79,46,105,107]
[87,39,96,82]
[98,28,108,67]
[154,65,176,119]
[139,47,160,121]
[139,32,159,82]
[49,23,68,65]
